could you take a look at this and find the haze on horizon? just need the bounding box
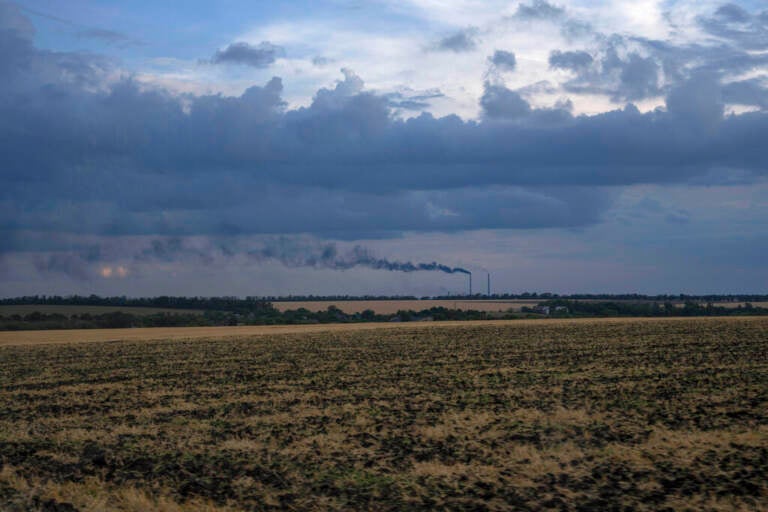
[1,0,767,297]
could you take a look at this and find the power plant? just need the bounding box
[245,239,479,296]
[467,271,492,296]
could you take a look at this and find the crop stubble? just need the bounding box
[0,317,766,511]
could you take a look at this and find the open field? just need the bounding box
[1,318,766,511]
[0,321,505,347]
[0,305,205,317]
[0,316,756,347]
[710,301,768,309]
[273,299,540,314]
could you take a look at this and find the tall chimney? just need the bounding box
[469,273,472,296]
[487,272,490,296]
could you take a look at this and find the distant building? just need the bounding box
[533,305,550,315]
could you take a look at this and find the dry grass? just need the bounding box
[1,317,766,510]
[0,466,233,512]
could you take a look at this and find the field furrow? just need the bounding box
[1,318,766,511]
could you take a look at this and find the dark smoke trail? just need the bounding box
[339,246,471,274]
[29,237,472,280]
[247,239,471,275]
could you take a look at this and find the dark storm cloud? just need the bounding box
[610,52,660,101]
[698,4,768,50]
[713,3,751,23]
[30,241,105,280]
[433,28,478,52]
[135,238,212,265]
[722,78,768,109]
[549,50,593,71]
[33,253,92,280]
[210,41,285,68]
[514,0,565,21]
[385,88,444,110]
[1,3,768,244]
[553,40,661,101]
[480,83,531,119]
[554,31,763,103]
[535,4,767,102]
[507,0,590,40]
[665,74,725,127]
[312,56,333,66]
[488,50,517,71]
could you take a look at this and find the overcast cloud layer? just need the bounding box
[1,0,767,295]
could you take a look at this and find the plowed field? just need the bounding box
[1,317,766,511]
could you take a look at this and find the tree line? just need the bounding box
[0,306,494,331]
[0,295,273,313]
[3,293,767,307]
[533,300,767,317]
[1,299,766,331]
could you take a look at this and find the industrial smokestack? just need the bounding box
[487,272,490,296]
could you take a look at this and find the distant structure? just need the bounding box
[533,305,568,316]
[487,273,491,296]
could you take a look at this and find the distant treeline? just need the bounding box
[256,293,768,301]
[436,293,768,302]
[535,300,768,318]
[1,311,212,330]
[0,306,493,331]
[1,299,767,331]
[3,292,768,307]
[0,295,273,313]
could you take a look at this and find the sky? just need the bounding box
[1,0,767,297]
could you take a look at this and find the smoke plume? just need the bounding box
[27,237,471,280]
[247,239,471,275]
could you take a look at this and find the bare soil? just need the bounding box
[0,316,756,347]
[1,317,766,511]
